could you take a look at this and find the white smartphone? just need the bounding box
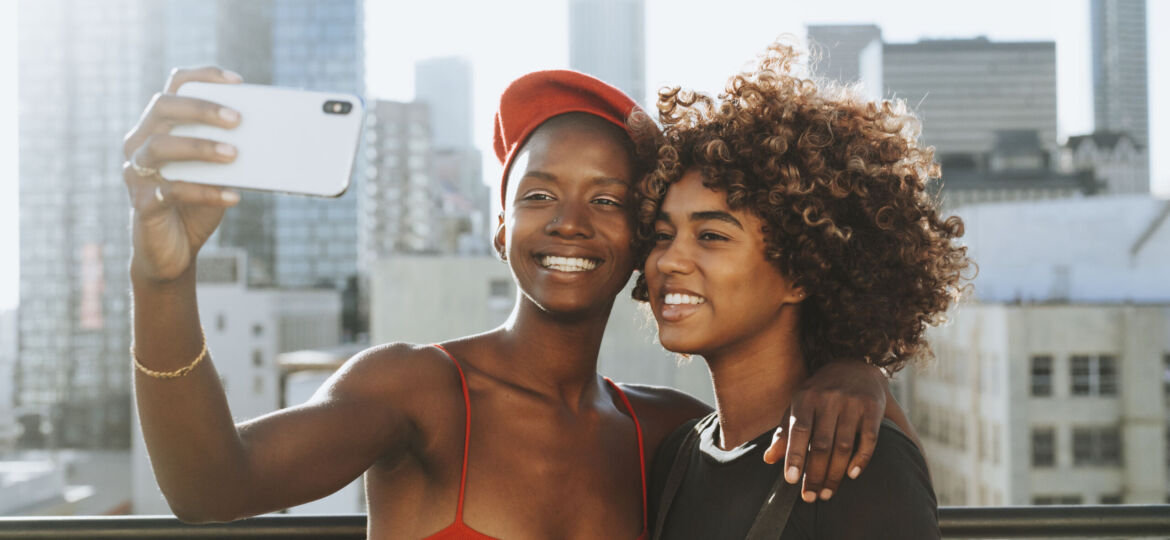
[160,82,365,198]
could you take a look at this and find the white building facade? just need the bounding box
[914,194,1170,505]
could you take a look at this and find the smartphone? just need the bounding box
[160,82,365,198]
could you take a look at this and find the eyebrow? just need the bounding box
[655,210,744,230]
[521,170,629,188]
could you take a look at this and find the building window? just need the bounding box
[216,313,227,332]
[1162,354,1170,403]
[1098,355,1117,396]
[252,350,263,367]
[252,323,264,337]
[1031,428,1055,467]
[1099,494,1123,504]
[1072,427,1122,467]
[1070,354,1119,396]
[1030,355,1053,396]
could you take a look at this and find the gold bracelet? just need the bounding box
[131,329,209,379]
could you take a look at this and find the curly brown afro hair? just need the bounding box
[632,40,971,373]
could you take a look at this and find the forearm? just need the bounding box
[131,264,252,521]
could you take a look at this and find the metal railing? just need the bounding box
[1,505,1168,539]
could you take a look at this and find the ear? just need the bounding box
[493,212,507,261]
[783,285,807,306]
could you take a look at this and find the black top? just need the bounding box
[650,417,940,540]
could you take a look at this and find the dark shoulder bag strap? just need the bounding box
[744,466,802,540]
[651,413,717,540]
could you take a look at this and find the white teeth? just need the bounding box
[540,255,598,272]
[664,293,706,305]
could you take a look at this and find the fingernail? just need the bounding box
[219,108,240,123]
[820,489,833,500]
[221,190,240,203]
[215,143,237,157]
[222,69,243,83]
[786,466,800,484]
[849,466,861,479]
[802,491,817,503]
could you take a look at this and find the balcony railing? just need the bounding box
[1,505,1168,539]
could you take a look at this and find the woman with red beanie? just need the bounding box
[123,66,902,538]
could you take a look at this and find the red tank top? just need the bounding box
[426,344,649,540]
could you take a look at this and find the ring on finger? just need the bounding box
[130,153,160,178]
[154,185,166,204]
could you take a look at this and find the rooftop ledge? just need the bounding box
[1,505,1169,538]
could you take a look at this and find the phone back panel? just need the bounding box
[160,82,365,198]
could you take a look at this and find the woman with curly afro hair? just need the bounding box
[641,40,970,539]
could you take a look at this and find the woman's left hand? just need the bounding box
[763,360,887,503]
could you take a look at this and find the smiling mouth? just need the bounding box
[539,255,600,273]
[658,292,707,322]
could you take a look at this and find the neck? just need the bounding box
[486,295,615,407]
[703,313,808,449]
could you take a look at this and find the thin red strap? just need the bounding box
[604,377,648,535]
[433,344,471,520]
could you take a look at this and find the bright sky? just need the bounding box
[1,0,1167,311]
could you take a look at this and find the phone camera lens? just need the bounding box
[324,100,352,115]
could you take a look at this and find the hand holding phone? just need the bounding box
[161,82,365,198]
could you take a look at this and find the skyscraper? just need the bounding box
[883,38,1058,172]
[162,0,366,289]
[569,0,645,104]
[16,0,365,448]
[1092,0,1149,149]
[413,56,490,255]
[807,24,883,98]
[1091,0,1149,193]
[17,0,166,448]
[269,0,366,290]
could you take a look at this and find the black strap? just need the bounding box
[651,413,716,540]
[653,413,802,540]
[744,467,801,539]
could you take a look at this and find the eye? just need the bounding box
[592,197,624,207]
[653,231,674,242]
[523,192,554,201]
[698,231,729,242]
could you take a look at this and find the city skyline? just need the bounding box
[2,0,1170,311]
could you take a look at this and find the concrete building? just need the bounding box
[917,303,1168,506]
[413,56,491,255]
[1065,131,1148,195]
[940,130,1100,210]
[361,100,438,259]
[130,251,343,515]
[913,194,1170,505]
[0,309,16,449]
[16,0,166,449]
[569,0,646,104]
[883,38,1057,174]
[956,195,1170,303]
[806,24,884,99]
[1092,0,1149,153]
[370,257,715,405]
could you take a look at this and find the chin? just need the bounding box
[657,328,706,356]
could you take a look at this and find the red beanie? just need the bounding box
[493,69,639,208]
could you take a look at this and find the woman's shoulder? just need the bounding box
[808,420,940,539]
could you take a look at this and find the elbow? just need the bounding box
[163,488,253,524]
